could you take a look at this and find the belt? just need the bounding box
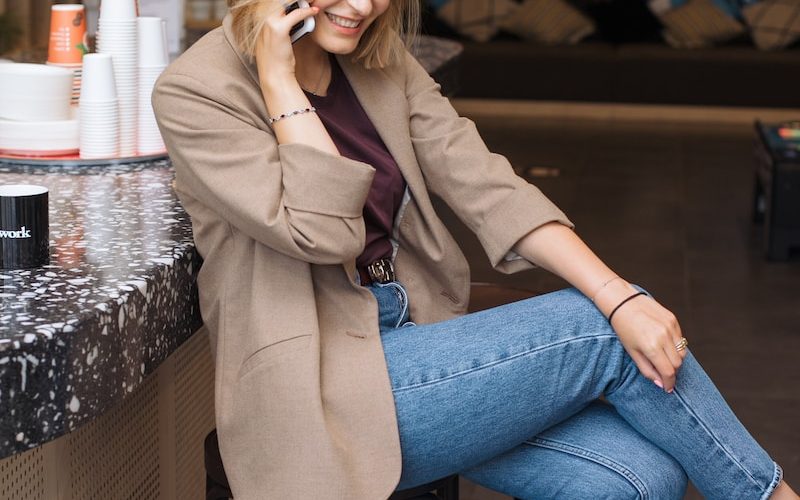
[360,258,395,285]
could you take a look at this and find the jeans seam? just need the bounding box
[672,389,764,490]
[391,334,617,392]
[524,436,648,500]
[760,463,783,500]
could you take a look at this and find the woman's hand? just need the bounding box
[254,2,318,87]
[601,285,687,393]
[252,1,337,153]
[510,221,688,393]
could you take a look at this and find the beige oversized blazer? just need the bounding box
[153,15,572,500]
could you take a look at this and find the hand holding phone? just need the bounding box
[285,0,315,44]
[254,0,317,88]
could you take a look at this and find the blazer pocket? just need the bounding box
[237,334,312,381]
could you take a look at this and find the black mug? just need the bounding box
[0,185,49,270]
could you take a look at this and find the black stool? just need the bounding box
[388,475,459,500]
[204,430,232,500]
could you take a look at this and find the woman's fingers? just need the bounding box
[648,347,677,392]
[629,351,661,388]
[267,4,318,37]
[670,316,689,360]
[662,317,685,372]
[256,3,319,80]
[662,343,683,382]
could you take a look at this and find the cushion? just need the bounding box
[743,0,800,50]
[649,0,744,19]
[658,0,746,48]
[498,0,596,45]
[433,0,518,42]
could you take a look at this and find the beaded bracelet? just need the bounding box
[607,291,647,325]
[268,106,316,125]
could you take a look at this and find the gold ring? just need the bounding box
[675,337,689,352]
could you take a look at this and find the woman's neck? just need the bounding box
[293,38,331,96]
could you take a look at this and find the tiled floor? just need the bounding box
[434,112,800,499]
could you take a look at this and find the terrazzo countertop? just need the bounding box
[0,158,202,459]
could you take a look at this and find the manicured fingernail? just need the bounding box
[667,388,674,394]
[653,379,663,388]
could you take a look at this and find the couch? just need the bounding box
[422,5,800,108]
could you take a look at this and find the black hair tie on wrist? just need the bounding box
[607,291,648,325]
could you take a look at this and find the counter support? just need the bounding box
[0,327,214,500]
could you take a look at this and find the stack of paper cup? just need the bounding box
[97,0,137,157]
[137,17,167,154]
[46,4,89,105]
[79,54,119,159]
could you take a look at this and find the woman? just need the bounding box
[153,0,798,498]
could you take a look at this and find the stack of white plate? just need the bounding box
[0,109,79,156]
[97,0,138,157]
[0,63,78,155]
[0,63,73,121]
[137,17,168,154]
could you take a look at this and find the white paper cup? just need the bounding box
[95,22,138,157]
[79,118,121,126]
[98,0,137,20]
[79,95,119,158]
[97,20,137,53]
[80,54,117,102]
[80,149,118,159]
[137,65,165,154]
[98,35,138,45]
[137,17,169,67]
[98,18,137,25]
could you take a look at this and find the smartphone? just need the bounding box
[285,0,315,44]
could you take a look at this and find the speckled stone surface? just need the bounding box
[0,158,202,459]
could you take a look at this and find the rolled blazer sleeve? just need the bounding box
[153,72,375,264]
[403,52,574,273]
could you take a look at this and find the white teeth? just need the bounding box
[326,13,361,29]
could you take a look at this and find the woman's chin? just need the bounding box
[315,37,360,55]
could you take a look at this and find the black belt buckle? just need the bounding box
[366,258,395,284]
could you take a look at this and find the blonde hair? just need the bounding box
[227,0,420,69]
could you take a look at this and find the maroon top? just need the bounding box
[306,57,406,283]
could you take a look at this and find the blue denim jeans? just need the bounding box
[365,281,782,500]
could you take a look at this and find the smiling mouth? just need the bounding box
[325,12,362,29]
